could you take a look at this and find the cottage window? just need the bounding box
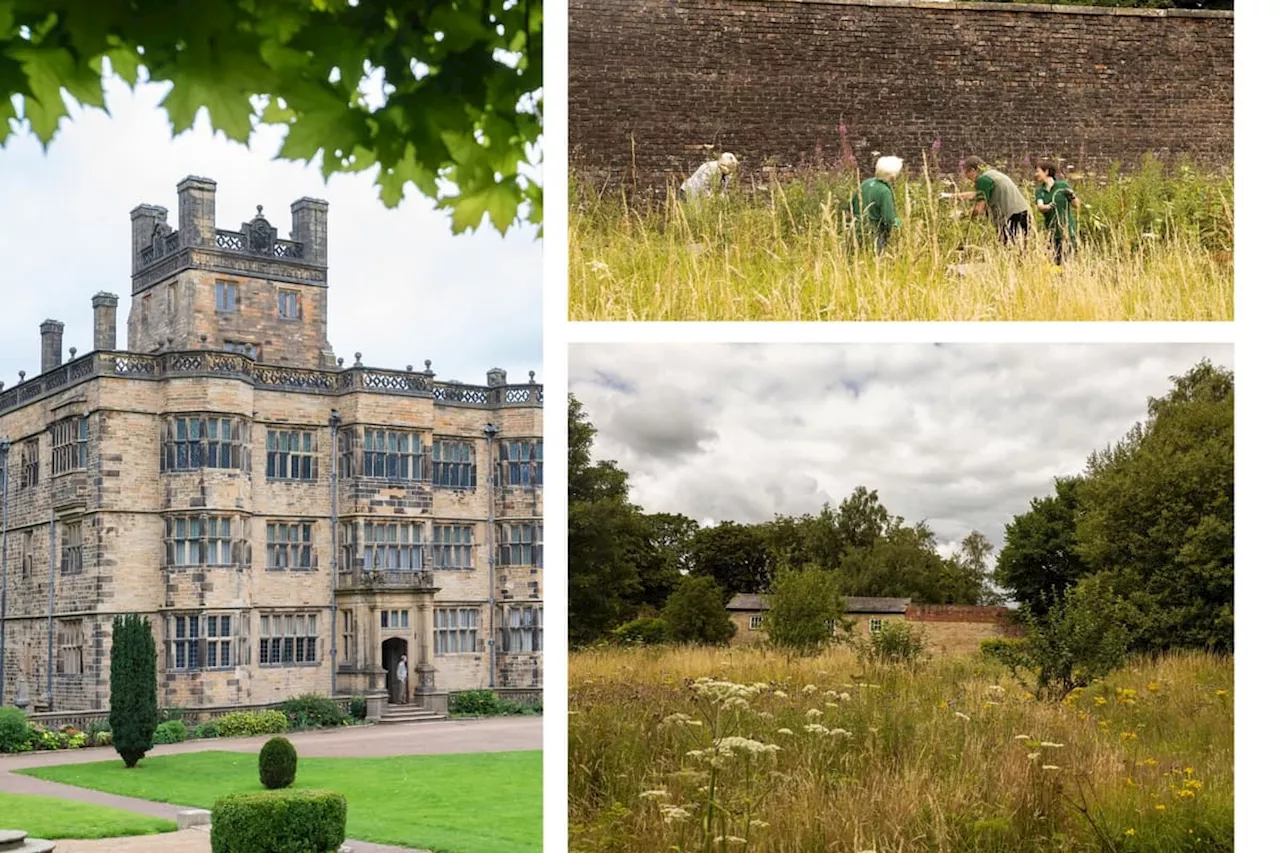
[870,618,884,634]
[748,615,764,631]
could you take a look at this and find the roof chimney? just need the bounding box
[92,292,119,352]
[40,320,64,373]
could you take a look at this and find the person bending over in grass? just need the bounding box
[841,155,904,255]
[948,156,1031,247]
[1034,159,1080,267]
[679,152,739,201]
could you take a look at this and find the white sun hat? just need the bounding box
[718,152,739,173]
[875,155,904,181]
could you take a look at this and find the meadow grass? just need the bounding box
[569,159,1233,321]
[21,750,542,853]
[569,646,1232,852]
[0,792,177,839]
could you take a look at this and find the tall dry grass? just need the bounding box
[569,159,1233,321]
[569,646,1232,852]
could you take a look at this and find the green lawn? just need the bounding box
[19,750,541,853]
[0,792,177,839]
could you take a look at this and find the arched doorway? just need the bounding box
[381,637,409,704]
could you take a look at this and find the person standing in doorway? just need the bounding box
[951,156,1031,247]
[396,655,409,704]
[1034,159,1080,267]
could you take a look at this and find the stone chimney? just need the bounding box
[290,197,329,266]
[176,175,217,248]
[129,204,169,274]
[40,320,64,373]
[92,292,119,352]
[487,368,508,387]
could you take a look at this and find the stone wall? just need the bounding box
[569,0,1233,196]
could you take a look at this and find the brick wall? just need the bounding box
[569,0,1233,196]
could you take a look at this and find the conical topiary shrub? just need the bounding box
[108,614,158,768]
[258,736,298,789]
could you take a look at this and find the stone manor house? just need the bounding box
[0,177,543,719]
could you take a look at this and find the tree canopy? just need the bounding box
[0,0,542,234]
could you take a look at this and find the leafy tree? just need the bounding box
[1075,360,1234,652]
[632,512,698,609]
[109,613,158,768]
[568,395,650,645]
[688,521,773,597]
[858,621,929,666]
[987,574,1133,701]
[994,477,1089,616]
[610,616,669,647]
[762,566,845,655]
[662,576,735,645]
[0,0,542,234]
[940,530,1002,605]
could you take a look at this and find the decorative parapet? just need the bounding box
[0,351,543,417]
[337,569,438,592]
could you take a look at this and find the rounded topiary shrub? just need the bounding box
[0,707,30,753]
[211,790,346,853]
[259,736,298,790]
[153,720,188,745]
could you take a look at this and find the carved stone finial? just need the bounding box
[406,364,413,372]
[200,334,208,344]
[529,370,536,383]
[354,352,363,366]
[425,359,432,370]
[337,357,344,367]
[18,371,25,382]
[0,381,5,391]
[257,205,264,215]
[69,347,77,359]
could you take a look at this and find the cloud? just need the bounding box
[569,343,1234,554]
[0,78,541,388]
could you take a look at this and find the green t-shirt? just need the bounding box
[847,177,899,232]
[1035,178,1078,239]
[974,168,1030,223]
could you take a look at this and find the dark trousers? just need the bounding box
[1000,212,1029,247]
[875,228,889,256]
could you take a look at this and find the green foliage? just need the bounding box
[0,0,542,235]
[109,613,158,768]
[1075,360,1234,653]
[449,690,541,717]
[94,730,113,747]
[989,575,1133,700]
[662,576,736,645]
[214,710,289,738]
[611,617,669,646]
[858,621,929,666]
[153,720,187,745]
[688,521,774,597]
[193,721,220,740]
[348,696,366,722]
[0,707,28,753]
[211,789,346,853]
[995,477,1089,617]
[258,736,299,790]
[762,566,845,655]
[280,694,347,729]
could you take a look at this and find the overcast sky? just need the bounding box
[569,343,1234,556]
[0,77,541,388]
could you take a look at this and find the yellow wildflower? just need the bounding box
[1125,828,1136,837]
[1094,696,1108,706]
[1147,681,1162,693]
[1121,731,1138,741]
[1155,804,1167,812]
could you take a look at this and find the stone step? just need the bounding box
[378,711,447,724]
[0,831,55,853]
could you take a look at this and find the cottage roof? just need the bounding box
[726,593,910,614]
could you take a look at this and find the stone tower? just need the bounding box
[127,176,336,368]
